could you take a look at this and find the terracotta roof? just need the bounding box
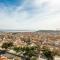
[0,56,8,60]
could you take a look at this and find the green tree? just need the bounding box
[8,42,13,48]
[2,42,13,49]
[2,42,8,49]
[21,46,39,60]
[42,47,54,60]
[13,47,21,53]
[13,45,40,60]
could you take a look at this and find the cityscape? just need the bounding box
[0,0,60,60]
[0,30,59,60]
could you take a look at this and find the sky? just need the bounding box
[0,0,60,30]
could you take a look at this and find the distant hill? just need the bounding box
[36,30,60,33]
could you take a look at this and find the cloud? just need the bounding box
[0,0,60,30]
[49,0,60,11]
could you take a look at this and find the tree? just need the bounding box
[8,42,13,48]
[13,47,21,53]
[42,47,54,60]
[13,45,40,60]
[21,46,39,60]
[2,42,8,49]
[2,42,13,49]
